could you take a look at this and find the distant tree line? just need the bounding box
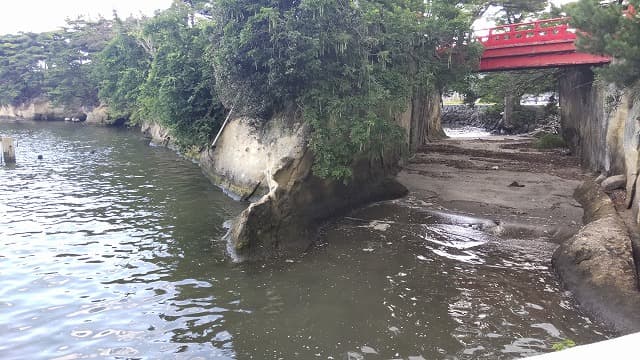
[0,0,484,179]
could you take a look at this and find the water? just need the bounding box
[444,126,491,138]
[0,121,613,359]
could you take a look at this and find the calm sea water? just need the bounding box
[0,121,613,359]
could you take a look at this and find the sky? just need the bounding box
[0,0,173,35]
[0,0,577,35]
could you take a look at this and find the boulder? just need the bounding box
[601,174,626,192]
[85,106,109,125]
[553,180,640,333]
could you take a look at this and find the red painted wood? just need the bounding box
[480,52,611,72]
[476,17,612,72]
[482,42,575,58]
[476,18,574,48]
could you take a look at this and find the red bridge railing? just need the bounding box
[476,17,575,49]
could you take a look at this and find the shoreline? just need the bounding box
[396,134,640,333]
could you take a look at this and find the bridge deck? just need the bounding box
[477,18,611,72]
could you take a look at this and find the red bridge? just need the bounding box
[477,18,611,72]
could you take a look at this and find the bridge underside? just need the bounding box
[480,42,611,72]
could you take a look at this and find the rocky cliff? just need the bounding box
[557,66,640,332]
[200,114,307,201]
[221,90,447,260]
[138,91,442,260]
[559,66,640,222]
[0,98,84,121]
[198,112,408,260]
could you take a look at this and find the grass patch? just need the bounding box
[535,133,566,149]
[552,338,576,351]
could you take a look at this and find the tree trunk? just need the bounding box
[502,94,515,133]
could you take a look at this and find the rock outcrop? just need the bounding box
[228,147,408,260]
[559,65,640,232]
[200,114,307,201]
[553,180,640,333]
[139,89,441,260]
[197,113,407,260]
[395,89,445,152]
[85,106,110,125]
[0,97,82,121]
[601,174,626,192]
[141,121,174,148]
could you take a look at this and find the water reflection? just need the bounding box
[0,121,613,359]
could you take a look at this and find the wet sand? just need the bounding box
[397,135,586,242]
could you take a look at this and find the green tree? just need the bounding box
[137,1,225,149]
[568,0,640,87]
[93,16,150,120]
[472,0,556,132]
[485,0,547,24]
[0,32,47,105]
[44,17,113,110]
[212,0,479,180]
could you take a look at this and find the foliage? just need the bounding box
[0,18,112,109]
[551,338,576,351]
[44,18,113,110]
[0,32,46,106]
[93,18,150,121]
[0,0,481,180]
[535,133,567,149]
[136,2,224,149]
[92,1,226,149]
[568,0,640,87]
[477,0,547,24]
[473,70,557,104]
[212,0,480,179]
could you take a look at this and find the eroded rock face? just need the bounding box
[601,174,626,192]
[229,149,408,260]
[141,121,174,148]
[553,181,640,333]
[200,114,307,201]
[395,89,444,152]
[85,106,110,125]
[196,113,407,260]
[216,89,449,260]
[0,97,80,121]
[559,67,640,222]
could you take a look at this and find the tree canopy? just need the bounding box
[0,0,482,180]
[568,0,640,87]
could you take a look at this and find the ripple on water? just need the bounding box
[0,122,614,360]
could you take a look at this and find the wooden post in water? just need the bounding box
[1,137,16,164]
